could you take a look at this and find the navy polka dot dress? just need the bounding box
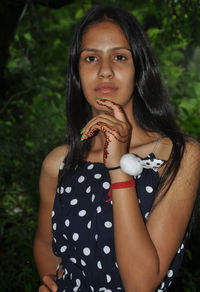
[52,153,188,292]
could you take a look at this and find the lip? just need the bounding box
[95,83,118,94]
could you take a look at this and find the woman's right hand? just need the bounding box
[39,275,58,292]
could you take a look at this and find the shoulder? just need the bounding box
[155,137,173,161]
[156,136,200,164]
[184,138,200,158]
[180,139,200,175]
[169,139,200,202]
[155,137,200,188]
[160,137,200,177]
[41,144,69,179]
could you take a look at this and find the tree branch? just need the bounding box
[0,0,74,100]
[0,86,38,116]
[33,0,74,9]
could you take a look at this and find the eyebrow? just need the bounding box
[80,46,131,53]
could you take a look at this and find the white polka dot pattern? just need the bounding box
[145,212,149,220]
[96,206,102,213]
[86,186,91,193]
[104,221,112,228]
[81,259,86,266]
[167,269,173,277]
[87,164,94,170]
[97,260,102,269]
[103,246,110,254]
[103,182,110,189]
[78,210,86,217]
[59,162,65,170]
[94,173,102,179]
[87,221,91,229]
[65,219,70,227]
[65,187,72,193]
[106,274,111,283]
[60,246,67,253]
[63,234,67,240]
[160,282,165,289]
[83,247,91,256]
[70,199,78,205]
[72,233,79,241]
[70,257,77,263]
[145,186,153,193]
[78,176,85,183]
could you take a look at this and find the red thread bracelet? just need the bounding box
[106,179,136,202]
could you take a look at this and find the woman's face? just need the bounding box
[79,21,135,115]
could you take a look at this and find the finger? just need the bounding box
[96,99,127,122]
[97,122,129,142]
[42,275,58,292]
[85,121,129,142]
[85,114,121,133]
[83,123,102,140]
[39,284,51,292]
[81,114,120,140]
[83,115,127,140]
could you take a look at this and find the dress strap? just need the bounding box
[152,137,163,154]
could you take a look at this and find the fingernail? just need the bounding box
[80,133,85,141]
[80,127,85,134]
[94,97,102,101]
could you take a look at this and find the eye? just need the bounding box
[114,55,127,61]
[85,55,97,62]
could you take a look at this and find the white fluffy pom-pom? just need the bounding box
[120,153,143,176]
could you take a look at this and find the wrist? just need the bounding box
[108,168,132,183]
[106,178,136,202]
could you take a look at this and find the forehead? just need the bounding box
[81,21,130,50]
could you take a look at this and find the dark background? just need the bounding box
[0,0,200,291]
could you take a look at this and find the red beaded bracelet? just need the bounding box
[106,179,136,202]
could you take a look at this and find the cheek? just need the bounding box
[79,67,88,90]
[128,72,135,92]
[79,73,92,99]
[128,65,135,87]
[80,78,88,97]
[121,68,135,94]
[79,66,95,89]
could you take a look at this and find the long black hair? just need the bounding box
[62,4,186,207]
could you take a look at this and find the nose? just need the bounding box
[98,59,114,79]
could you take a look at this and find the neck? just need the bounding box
[119,100,160,150]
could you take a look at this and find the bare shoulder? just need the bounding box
[157,138,200,200]
[184,138,200,158]
[42,144,69,178]
[155,136,173,161]
[156,136,200,165]
[170,139,200,202]
[181,139,200,175]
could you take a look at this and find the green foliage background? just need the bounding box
[0,0,199,291]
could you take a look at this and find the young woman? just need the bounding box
[34,5,200,292]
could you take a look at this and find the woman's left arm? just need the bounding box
[82,99,200,292]
[110,140,200,292]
